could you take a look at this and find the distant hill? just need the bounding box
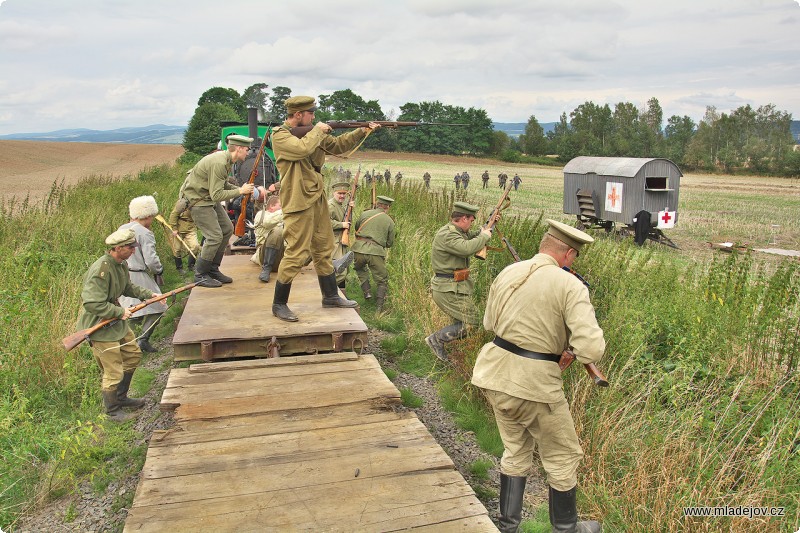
[0,124,185,144]
[493,122,556,138]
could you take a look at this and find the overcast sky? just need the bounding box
[0,0,798,135]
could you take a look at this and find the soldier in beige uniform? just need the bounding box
[77,229,159,422]
[167,178,200,273]
[270,96,381,322]
[425,202,492,361]
[182,134,265,288]
[351,195,395,312]
[471,220,604,533]
[251,195,285,283]
[328,182,353,288]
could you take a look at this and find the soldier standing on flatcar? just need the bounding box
[77,228,158,422]
[425,202,492,361]
[471,220,603,533]
[352,195,395,312]
[182,134,265,288]
[269,96,381,322]
[251,195,285,283]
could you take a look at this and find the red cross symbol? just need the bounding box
[607,187,620,207]
[661,211,672,224]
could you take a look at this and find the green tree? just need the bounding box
[316,89,391,151]
[242,83,269,118]
[520,115,548,156]
[396,101,492,155]
[610,102,640,156]
[197,87,244,120]
[489,130,511,156]
[639,97,664,156]
[266,86,292,122]
[548,112,578,162]
[183,102,240,155]
[570,101,612,155]
[664,115,696,165]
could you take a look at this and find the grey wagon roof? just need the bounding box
[563,157,680,178]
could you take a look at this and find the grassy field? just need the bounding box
[0,148,798,532]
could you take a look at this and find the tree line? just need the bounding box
[183,83,799,176]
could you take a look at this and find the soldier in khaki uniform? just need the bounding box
[482,170,490,188]
[328,182,354,288]
[423,171,431,189]
[471,220,604,533]
[351,195,395,312]
[77,229,159,422]
[251,195,285,283]
[425,201,492,361]
[167,178,200,273]
[182,134,265,288]
[270,96,381,322]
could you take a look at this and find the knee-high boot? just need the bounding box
[549,486,601,533]
[498,474,527,533]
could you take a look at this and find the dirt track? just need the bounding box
[0,140,185,203]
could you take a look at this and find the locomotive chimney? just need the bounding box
[247,107,258,141]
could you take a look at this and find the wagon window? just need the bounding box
[645,176,669,190]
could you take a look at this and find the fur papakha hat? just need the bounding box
[129,195,159,220]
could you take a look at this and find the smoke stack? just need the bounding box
[247,107,258,140]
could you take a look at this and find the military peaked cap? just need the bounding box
[105,228,138,247]
[376,195,395,205]
[332,182,350,192]
[452,201,479,216]
[546,219,594,251]
[285,96,317,114]
[226,134,253,147]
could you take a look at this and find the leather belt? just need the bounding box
[435,272,454,278]
[492,336,560,363]
[128,269,145,273]
[356,236,379,245]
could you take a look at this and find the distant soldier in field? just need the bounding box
[482,170,490,188]
[499,172,508,189]
[251,195,284,283]
[118,195,165,354]
[364,170,372,185]
[423,171,431,189]
[182,134,265,288]
[395,171,403,185]
[270,96,381,322]
[453,172,462,190]
[376,171,384,185]
[425,202,492,361]
[77,228,158,422]
[461,171,470,190]
[513,173,522,191]
[328,181,355,288]
[384,168,391,184]
[471,220,603,533]
[352,195,395,312]
[167,184,200,274]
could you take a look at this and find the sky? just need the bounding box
[0,0,798,135]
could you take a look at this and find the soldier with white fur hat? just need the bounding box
[472,219,604,533]
[118,195,166,353]
[76,228,160,422]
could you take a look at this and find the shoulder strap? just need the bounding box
[355,212,384,235]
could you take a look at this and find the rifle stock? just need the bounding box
[340,166,361,247]
[475,181,514,260]
[62,283,197,352]
[235,132,271,237]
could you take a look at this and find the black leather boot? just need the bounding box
[498,474,527,532]
[209,261,233,284]
[187,255,196,270]
[136,313,160,353]
[425,322,467,362]
[174,256,183,272]
[375,283,388,313]
[549,486,601,533]
[194,257,222,288]
[319,273,358,308]
[272,281,298,322]
[360,279,372,300]
[102,388,135,422]
[259,247,278,283]
[116,371,145,409]
[333,250,354,275]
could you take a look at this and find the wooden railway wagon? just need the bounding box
[125,253,497,531]
[563,156,682,247]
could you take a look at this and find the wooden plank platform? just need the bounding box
[125,353,496,532]
[173,255,368,361]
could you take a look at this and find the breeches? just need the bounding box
[170,230,200,258]
[277,197,334,283]
[90,329,142,390]
[483,389,584,491]
[354,253,388,285]
[191,203,233,262]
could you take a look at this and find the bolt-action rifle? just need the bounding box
[62,283,197,352]
[290,120,469,139]
[340,166,361,247]
[235,132,271,237]
[474,181,514,260]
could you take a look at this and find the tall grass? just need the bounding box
[373,180,799,532]
[0,164,187,529]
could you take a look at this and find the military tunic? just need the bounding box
[167,198,200,259]
[471,253,605,490]
[77,253,154,389]
[271,124,367,282]
[328,196,349,284]
[250,208,284,266]
[351,208,394,286]
[117,221,166,317]
[182,150,242,262]
[429,223,491,325]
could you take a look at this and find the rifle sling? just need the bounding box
[492,336,560,363]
